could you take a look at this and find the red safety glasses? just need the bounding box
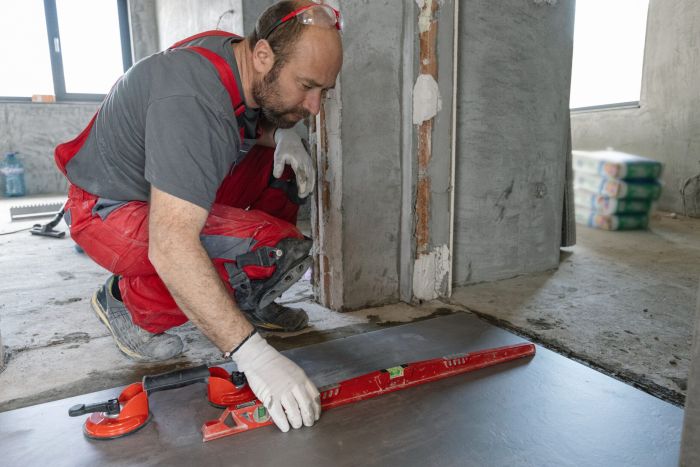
[261,3,343,40]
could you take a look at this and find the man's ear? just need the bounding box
[252,39,275,75]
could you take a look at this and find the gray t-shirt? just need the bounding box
[66,35,259,210]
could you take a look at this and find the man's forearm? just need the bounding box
[150,237,254,353]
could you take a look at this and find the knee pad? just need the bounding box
[225,237,312,311]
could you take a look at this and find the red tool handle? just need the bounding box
[202,342,535,442]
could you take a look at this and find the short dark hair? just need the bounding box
[247,1,307,69]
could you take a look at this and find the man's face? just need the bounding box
[253,27,343,129]
[253,60,306,129]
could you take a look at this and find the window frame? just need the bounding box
[570,101,641,114]
[569,1,650,113]
[0,0,132,103]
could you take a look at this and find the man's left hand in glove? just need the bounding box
[273,128,316,198]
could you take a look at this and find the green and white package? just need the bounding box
[574,189,653,215]
[575,205,649,231]
[572,149,663,180]
[574,172,662,200]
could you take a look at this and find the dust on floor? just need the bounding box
[449,212,700,406]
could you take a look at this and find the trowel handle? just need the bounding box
[142,364,211,394]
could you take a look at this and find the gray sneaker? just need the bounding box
[91,276,183,362]
[242,302,309,332]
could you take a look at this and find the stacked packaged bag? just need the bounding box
[572,149,663,231]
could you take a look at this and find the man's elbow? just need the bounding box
[148,236,173,273]
[148,243,163,271]
[148,230,203,272]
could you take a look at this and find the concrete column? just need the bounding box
[452,0,575,285]
[680,281,700,465]
[128,0,160,60]
[241,0,275,35]
[312,0,406,310]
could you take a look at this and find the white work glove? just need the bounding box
[273,128,316,198]
[232,332,321,432]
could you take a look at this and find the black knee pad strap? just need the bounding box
[227,237,312,311]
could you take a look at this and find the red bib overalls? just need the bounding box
[54,31,303,333]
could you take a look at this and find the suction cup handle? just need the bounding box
[231,371,247,388]
[68,398,120,417]
[142,364,211,394]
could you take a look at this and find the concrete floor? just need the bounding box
[450,211,700,405]
[1,196,697,411]
[1,313,683,467]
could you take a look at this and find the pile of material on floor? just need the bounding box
[573,149,663,230]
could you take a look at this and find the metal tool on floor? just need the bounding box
[9,201,65,221]
[68,342,536,442]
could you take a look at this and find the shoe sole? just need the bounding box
[245,314,308,333]
[243,306,294,332]
[91,290,150,362]
[258,256,313,311]
[244,312,309,332]
[247,318,286,332]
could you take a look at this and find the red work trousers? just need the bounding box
[65,146,302,333]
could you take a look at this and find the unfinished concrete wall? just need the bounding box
[571,0,700,217]
[0,103,98,196]
[313,0,409,310]
[154,0,243,49]
[452,0,575,286]
[316,0,573,307]
[129,0,159,61]
[335,0,405,309]
[242,0,275,36]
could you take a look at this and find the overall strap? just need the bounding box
[168,30,241,50]
[187,46,246,119]
[169,31,251,140]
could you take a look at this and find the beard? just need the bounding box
[252,62,310,129]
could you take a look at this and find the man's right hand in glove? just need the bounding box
[231,332,321,432]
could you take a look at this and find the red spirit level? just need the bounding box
[68,342,535,442]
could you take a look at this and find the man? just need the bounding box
[53,1,343,433]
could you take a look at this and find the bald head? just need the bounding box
[249,1,342,65]
[285,22,342,82]
[249,1,343,127]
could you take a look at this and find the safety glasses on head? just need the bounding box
[261,3,343,40]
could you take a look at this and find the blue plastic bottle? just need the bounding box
[1,152,26,197]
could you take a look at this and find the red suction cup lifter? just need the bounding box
[207,367,256,408]
[68,364,256,440]
[68,364,212,440]
[69,382,150,440]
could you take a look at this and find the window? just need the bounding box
[570,0,650,111]
[0,0,132,101]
